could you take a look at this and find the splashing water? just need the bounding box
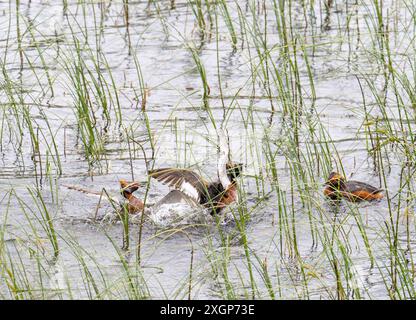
[146,202,210,228]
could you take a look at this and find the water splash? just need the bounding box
[146,202,210,228]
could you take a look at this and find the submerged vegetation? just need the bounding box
[0,0,415,299]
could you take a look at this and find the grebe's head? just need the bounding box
[119,179,140,195]
[324,172,346,189]
[226,162,243,182]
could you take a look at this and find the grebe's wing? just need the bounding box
[347,181,383,194]
[148,168,208,202]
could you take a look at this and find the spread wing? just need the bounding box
[148,168,208,202]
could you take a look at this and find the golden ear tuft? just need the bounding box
[327,172,344,182]
[119,179,128,188]
[119,180,140,192]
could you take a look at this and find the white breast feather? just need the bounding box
[218,129,231,189]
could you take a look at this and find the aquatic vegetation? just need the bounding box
[0,0,415,300]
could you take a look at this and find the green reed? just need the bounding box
[1,0,416,301]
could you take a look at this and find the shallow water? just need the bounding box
[0,0,415,299]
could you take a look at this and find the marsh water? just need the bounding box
[0,0,416,299]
